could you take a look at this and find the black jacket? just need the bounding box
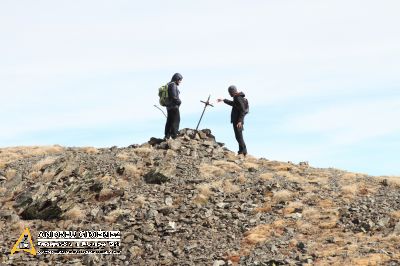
[223,92,247,123]
[166,81,181,109]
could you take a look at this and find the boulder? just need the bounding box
[144,170,170,184]
[20,200,62,220]
[167,139,182,151]
[148,137,164,146]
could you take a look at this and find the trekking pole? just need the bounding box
[195,95,214,131]
[154,105,167,118]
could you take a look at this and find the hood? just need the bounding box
[171,73,183,82]
[237,92,245,97]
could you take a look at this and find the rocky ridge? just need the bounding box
[0,129,399,265]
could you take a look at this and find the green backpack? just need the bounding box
[158,83,169,106]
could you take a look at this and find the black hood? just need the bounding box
[171,73,183,82]
[237,92,245,97]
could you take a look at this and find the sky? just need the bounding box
[1,0,399,176]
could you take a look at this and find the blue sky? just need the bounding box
[1,0,399,176]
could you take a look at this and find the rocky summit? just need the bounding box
[0,129,399,265]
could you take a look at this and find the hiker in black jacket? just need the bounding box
[165,73,183,139]
[217,85,248,155]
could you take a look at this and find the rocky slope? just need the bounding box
[0,129,399,265]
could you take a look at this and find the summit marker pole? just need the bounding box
[195,95,214,131]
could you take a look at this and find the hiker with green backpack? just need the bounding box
[159,73,183,139]
[217,85,249,156]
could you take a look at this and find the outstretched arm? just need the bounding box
[217,98,233,106]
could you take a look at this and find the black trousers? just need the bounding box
[165,107,180,138]
[233,123,247,154]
